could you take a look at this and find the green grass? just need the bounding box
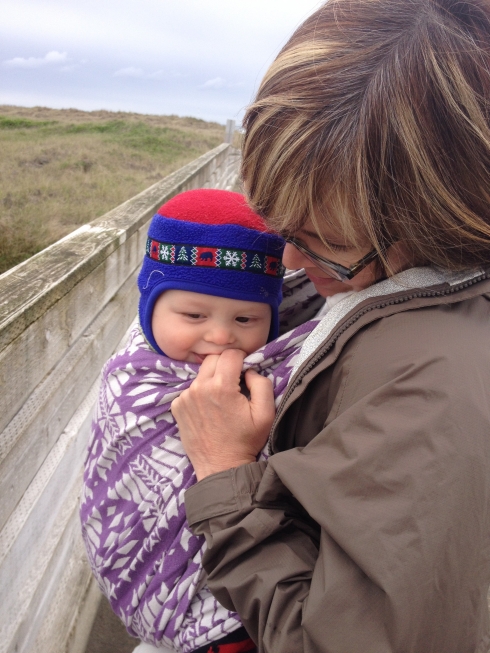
[0,106,226,274]
[0,116,55,129]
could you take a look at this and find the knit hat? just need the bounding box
[138,188,285,354]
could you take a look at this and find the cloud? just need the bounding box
[146,70,165,80]
[199,77,226,89]
[114,67,171,80]
[114,66,145,78]
[3,50,68,68]
[198,77,245,91]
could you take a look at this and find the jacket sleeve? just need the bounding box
[185,310,490,653]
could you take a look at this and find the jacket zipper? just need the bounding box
[268,272,487,456]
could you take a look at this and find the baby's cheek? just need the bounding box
[246,329,269,354]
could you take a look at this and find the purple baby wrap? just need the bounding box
[80,271,322,652]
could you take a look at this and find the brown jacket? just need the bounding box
[185,268,490,653]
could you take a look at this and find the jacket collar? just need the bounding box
[291,266,484,377]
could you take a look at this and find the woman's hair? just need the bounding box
[242,0,490,271]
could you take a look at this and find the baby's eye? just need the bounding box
[186,313,203,319]
[235,316,252,323]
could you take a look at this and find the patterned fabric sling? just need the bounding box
[80,270,324,653]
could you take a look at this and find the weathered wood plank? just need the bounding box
[0,223,146,434]
[30,518,92,653]
[6,507,90,653]
[0,383,95,650]
[0,269,139,531]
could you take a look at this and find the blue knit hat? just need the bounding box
[138,189,285,354]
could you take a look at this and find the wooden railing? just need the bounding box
[0,143,240,653]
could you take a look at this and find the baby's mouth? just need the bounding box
[192,352,220,363]
[192,351,228,363]
[191,353,207,364]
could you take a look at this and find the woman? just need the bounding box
[172,0,490,650]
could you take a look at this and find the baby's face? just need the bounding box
[151,289,271,363]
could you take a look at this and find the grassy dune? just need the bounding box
[0,105,225,275]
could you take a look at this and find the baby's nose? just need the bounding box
[206,324,235,345]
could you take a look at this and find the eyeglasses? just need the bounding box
[285,236,379,282]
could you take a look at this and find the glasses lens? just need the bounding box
[312,257,345,281]
[290,240,345,281]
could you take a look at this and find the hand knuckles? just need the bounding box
[188,384,203,399]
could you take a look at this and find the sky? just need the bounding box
[0,0,324,125]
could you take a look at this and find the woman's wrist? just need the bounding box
[194,457,256,482]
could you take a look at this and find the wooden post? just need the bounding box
[224,119,235,144]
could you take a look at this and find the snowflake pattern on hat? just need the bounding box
[146,238,285,277]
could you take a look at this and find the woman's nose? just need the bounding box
[282,242,310,270]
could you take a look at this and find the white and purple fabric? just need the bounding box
[80,271,326,653]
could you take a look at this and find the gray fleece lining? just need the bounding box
[291,266,483,377]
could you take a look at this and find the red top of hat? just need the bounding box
[156,189,268,232]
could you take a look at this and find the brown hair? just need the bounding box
[242,0,490,271]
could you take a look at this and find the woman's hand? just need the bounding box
[171,349,275,481]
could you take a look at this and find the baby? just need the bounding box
[81,190,324,653]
